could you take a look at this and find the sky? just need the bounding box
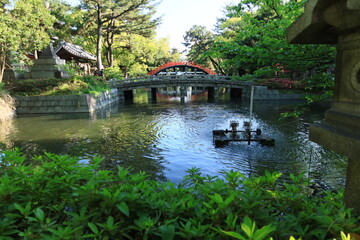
[64,0,234,51]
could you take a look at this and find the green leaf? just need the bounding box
[203,202,212,209]
[340,231,351,240]
[160,224,175,240]
[253,225,276,240]
[88,222,99,234]
[106,216,114,227]
[220,230,247,240]
[14,204,25,215]
[14,202,32,216]
[210,193,224,204]
[34,208,45,222]
[224,194,235,206]
[241,216,255,238]
[117,202,129,217]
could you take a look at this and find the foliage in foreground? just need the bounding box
[7,76,110,96]
[0,149,359,240]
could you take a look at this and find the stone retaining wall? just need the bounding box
[15,89,119,114]
[242,86,306,100]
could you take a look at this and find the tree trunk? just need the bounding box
[105,33,114,67]
[0,51,6,83]
[209,56,226,75]
[108,44,114,67]
[34,50,38,60]
[105,18,115,67]
[96,3,103,74]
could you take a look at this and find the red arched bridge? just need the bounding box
[108,62,253,100]
[147,61,217,76]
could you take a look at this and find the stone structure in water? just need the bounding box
[287,0,360,212]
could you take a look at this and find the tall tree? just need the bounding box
[183,25,225,75]
[47,0,74,41]
[183,0,336,79]
[80,0,160,73]
[112,34,180,78]
[103,5,159,67]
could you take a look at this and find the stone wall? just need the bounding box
[15,89,119,114]
[242,86,306,100]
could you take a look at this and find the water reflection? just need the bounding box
[65,111,166,180]
[156,87,208,103]
[9,96,346,188]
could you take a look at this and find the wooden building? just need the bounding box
[54,41,96,75]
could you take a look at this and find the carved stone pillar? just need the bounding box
[287,0,360,212]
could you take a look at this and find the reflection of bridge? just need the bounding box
[109,75,253,101]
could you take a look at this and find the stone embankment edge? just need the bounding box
[242,86,306,100]
[15,89,120,114]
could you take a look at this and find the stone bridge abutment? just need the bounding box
[109,75,250,102]
[109,75,305,102]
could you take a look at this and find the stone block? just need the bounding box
[34,102,43,107]
[32,58,65,65]
[38,107,47,113]
[46,96,58,101]
[41,101,49,107]
[30,71,57,79]
[59,100,66,106]
[69,101,77,106]
[78,100,88,106]
[31,65,61,71]
[46,107,56,113]
[19,101,27,107]
[67,95,79,100]
[15,90,120,114]
[54,106,63,112]
[50,101,58,106]
[27,101,35,107]
[15,96,25,101]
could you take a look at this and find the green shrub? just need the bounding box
[103,66,123,80]
[261,78,304,90]
[304,73,334,93]
[0,149,359,239]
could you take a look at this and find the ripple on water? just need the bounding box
[11,101,346,188]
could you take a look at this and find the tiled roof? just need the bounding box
[55,41,96,61]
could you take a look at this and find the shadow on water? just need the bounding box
[7,92,347,188]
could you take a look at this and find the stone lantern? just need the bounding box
[287,0,360,212]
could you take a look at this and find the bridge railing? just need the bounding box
[108,75,234,86]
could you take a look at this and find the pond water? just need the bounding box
[4,91,346,188]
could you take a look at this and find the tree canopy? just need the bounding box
[183,0,336,84]
[0,0,55,82]
[0,0,180,82]
[78,0,161,74]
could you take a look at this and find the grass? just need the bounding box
[7,76,110,96]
